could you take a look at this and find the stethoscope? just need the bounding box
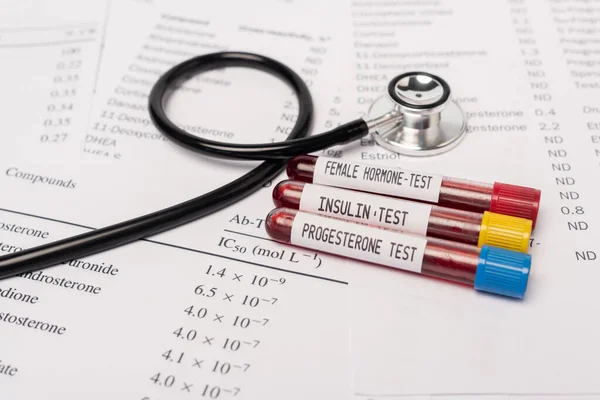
[0,51,466,280]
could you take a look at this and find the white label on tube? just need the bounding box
[312,157,443,203]
[290,211,427,273]
[299,183,432,237]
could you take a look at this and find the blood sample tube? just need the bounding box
[286,155,541,228]
[266,208,531,299]
[273,180,532,253]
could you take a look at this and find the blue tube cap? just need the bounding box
[474,245,532,299]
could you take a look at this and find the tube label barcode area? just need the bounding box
[290,211,426,273]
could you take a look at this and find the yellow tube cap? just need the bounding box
[478,211,532,253]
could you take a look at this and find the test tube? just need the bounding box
[273,180,532,253]
[286,155,541,227]
[265,208,531,299]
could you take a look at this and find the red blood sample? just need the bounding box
[265,208,531,298]
[286,155,541,228]
[272,180,532,252]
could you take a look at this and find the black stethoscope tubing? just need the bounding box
[0,51,368,280]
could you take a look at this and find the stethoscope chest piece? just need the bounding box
[369,71,466,156]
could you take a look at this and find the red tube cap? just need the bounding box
[490,182,541,228]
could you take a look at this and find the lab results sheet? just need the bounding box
[341,0,600,397]
[1,0,600,399]
[0,0,354,398]
[0,0,106,165]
